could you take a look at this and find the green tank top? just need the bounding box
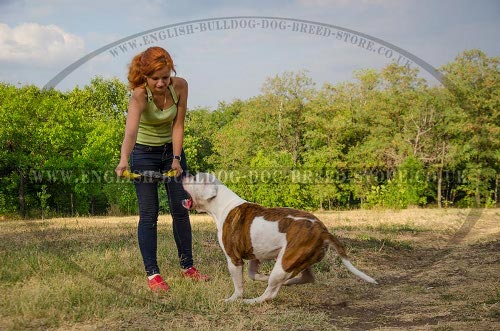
[136,84,178,146]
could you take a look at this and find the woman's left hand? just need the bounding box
[171,159,183,177]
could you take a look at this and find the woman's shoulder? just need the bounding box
[172,76,188,90]
[131,86,147,98]
[129,86,148,106]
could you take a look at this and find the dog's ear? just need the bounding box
[200,184,217,201]
[199,173,218,201]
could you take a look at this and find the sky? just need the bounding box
[1,0,499,109]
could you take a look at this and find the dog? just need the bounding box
[182,172,378,304]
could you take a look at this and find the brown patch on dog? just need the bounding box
[223,203,348,275]
[280,219,331,277]
[223,204,257,266]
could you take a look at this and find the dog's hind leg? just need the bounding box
[243,257,291,304]
[283,267,315,286]
[248,259,269,282]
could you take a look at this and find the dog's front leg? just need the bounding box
[225,259,244,302]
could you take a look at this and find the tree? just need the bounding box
[441,50,500,206]
[0,84,88,217]
[68,78,128,214]
[260,70,316,165]
[184,107,222,173]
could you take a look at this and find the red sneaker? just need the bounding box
[181,267,210,282]
[148,274,170,292]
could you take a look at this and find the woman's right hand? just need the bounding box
[115,160,129,177]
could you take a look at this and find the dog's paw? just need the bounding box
[242,298,262,305]
[252,274,269,282]
[224,293,242,302]
[284,276,315,286]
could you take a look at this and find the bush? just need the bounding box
[365,157,429,209]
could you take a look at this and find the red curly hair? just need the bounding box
[127,46,177,90]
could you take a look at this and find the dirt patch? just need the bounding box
[305,209,500,330]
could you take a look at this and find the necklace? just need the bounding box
[162,92,167,110]
[154,91,168,110]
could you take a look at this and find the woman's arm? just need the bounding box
[115,88,146,176]
[171,77,188,176]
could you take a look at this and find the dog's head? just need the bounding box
[182,172,219,212]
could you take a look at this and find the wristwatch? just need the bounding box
[173,155,182,161]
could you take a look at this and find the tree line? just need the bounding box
[0,49,498,218]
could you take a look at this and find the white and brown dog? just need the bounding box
[182,173,377,304]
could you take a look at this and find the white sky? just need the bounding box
[1,0,499,109]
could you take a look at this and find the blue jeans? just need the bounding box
[130,143,193,275]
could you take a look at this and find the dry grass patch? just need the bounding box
[0,208,498,330]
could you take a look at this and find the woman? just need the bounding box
[115,46,209,292]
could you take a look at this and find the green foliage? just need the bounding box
[103,182,138,215]
[36,185,51,219]
[184,107,219,172]
[441,50,500,206]
[0,49,498,217]
[365,157,429,209]
[0,78,128,217]
[225,150,310,209]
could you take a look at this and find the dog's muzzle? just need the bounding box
[182,197,193,210]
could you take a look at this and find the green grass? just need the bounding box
[0,217,346,330]
[1,209,499,330]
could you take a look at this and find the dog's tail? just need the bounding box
[326,233,378,284]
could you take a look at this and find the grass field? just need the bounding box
[0,208,499,330]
